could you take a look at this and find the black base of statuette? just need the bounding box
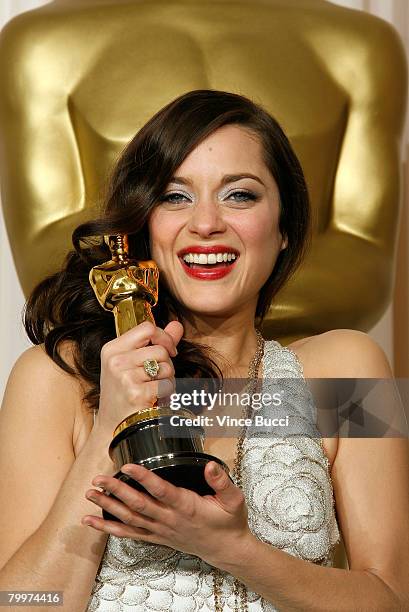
[102,451,230,522]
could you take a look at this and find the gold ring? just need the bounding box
[143,358,160,379]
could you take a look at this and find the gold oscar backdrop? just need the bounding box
[0,0,407,567]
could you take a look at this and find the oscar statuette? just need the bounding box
[89,234,229,521]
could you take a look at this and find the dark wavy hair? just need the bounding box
[24,89,311,412]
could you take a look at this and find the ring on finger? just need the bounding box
[143,358,160,379]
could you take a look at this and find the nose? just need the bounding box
[187,199,227,238]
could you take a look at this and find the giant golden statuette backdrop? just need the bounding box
[0,0,407,348]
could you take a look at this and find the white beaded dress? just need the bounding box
[86,339,341,611]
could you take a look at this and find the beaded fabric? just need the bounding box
[86,340,341,611]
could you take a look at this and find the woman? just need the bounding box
[0,90,408,611]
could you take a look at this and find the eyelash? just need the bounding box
[159,190,259,204]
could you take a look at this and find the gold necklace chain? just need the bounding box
[212,329,265,611]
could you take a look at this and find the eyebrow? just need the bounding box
[168,173,265,187]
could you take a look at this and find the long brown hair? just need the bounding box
[24,89,311,412]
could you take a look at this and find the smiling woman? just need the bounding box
[22,89,310,396]
[0,90,408,612]
[149,124,288,316]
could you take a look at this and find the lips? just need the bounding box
[177,245,240,257]
[177,245,239,281]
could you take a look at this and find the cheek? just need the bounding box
[148,211,176,262]
[232,213,281,286]
[233,213,279,254]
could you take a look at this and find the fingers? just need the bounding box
[106,345,174,376]
[164,321,184,347]
[120,464,182,509]
[87,476,168,523]
[204,462,244,512]
[98,320,184,432]
[84,490,158,531]
[81,514,156,540]
[83,468,186,538]
[102,321,182,358]
[149,324,181,356]
[119,376,175,406]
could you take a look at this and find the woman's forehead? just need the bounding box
[173,126,270,180]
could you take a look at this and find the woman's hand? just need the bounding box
[96,320,184,436]
[81,461,253,567]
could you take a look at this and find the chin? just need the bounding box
[178,298,241,318]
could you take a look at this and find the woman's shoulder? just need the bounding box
[2,342,92,447]
[9,341,84,388]
[6,342,76,387]
[287,328,393,379]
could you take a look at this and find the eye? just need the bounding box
[225,190,258,203]
[224,189,260,208]
[158,191,192,209]
[159,192,190,203]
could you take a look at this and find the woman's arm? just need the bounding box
[211,436,409,611]
[0,321,181,611]
[83,329,409,611]
[0,346,115,611]
[216,330,409,610]
[213,330,409,610]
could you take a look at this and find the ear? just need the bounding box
[280,234,288,250]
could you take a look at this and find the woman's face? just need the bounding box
[148,124,287,319]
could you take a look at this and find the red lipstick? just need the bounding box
[177,245,239,281]
[177,245,240,256]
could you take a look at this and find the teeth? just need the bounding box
[182,251,238,265]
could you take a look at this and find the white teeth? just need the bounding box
[181,251,238,265]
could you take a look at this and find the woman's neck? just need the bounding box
[182,310,261,377]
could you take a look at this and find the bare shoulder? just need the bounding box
[1,342,92,450]
[4,343,74,393]
[4,341,83,394]
[288,328,393,379]
[287,329,394,470]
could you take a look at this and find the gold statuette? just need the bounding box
[89,234,229,522]
[89,234,159,336]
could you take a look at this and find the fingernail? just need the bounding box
[122,463,145,477]
[211,463,222,476]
